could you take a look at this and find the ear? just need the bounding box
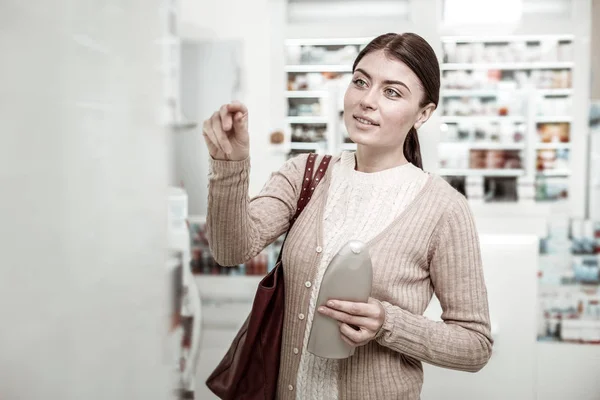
[413,103,436,130]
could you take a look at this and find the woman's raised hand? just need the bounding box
[202,101,250,161]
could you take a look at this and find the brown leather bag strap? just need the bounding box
[291,154,332,226]
[275,154,332,266]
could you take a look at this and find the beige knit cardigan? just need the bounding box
[207,154,493,400]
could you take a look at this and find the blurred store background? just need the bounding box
[1,0,599,399]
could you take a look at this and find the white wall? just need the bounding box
[0,1,170,399]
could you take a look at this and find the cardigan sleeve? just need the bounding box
[375,193,493,372]
[206,154,309,266]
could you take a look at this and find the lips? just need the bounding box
[353,115,379,126]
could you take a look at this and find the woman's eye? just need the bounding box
[385,88,400,97]
[353,78,367,87]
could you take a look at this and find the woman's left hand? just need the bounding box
[317,297,385,348]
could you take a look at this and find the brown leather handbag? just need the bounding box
[206,154,332,400]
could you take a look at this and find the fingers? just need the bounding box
[319,298,387,349]
[202,118,221,156]
[219,104,233,131]
[340,331,361,348]
[326,299,382,320]
[203,102,249,160]
[317,304,379,332]
[226,101,248,116]
[340,323,371,346]
[228,101,248,134]
[210,112,232,155]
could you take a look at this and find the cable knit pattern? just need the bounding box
[206,153,493,400]
[295,152,428,400]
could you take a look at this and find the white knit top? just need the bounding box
[295,151,429,400]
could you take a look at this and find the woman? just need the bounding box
[203,33,493,400]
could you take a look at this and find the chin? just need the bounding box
[347,131,375,147]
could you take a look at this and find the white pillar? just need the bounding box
[0,1,170,399]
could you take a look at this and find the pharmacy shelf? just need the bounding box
[439,168,525,177]
[535,143,572,150]
[284,65,352,73]
[286,116,328,124]
[537,88,573,96]
[534,116,573,123]
[285,37,371,46]
[285,90,328,98]
[441,89,500,97]
[441,116,526,124]
[441,35,575,43]
[290,142,324,150]
[439,142,526,150]
[536,170,571,177]
[441,62,574,71]
[441,88,572,97]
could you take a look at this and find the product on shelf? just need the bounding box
[290,123,326,143]
[270,130,285,145]
[287,44,361,65]
[287,72,351,91]
[469,149,522,169]
[483,177,518,202]
[442,39,573,64]
[287,98,322,117]
[537,96,572,116]
[442,93,526,117]
[596,222,600,254]
[535,176,569,201]
[442,69,572,90]
[439,36,577,204]
[538,286,600,343]
[570,219,599,255]
[537,123,570,143]
[441,122,525,143]
[439,146,468,169]
[244,251,269,276]
[536,149,570,171]
[188,218,284,276]
[537,217,600,345]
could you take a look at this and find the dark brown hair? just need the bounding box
[352,33,440,170]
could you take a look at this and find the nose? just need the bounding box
[359,88,377,110]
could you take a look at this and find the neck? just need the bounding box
[354,145,409,173]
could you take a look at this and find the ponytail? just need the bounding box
[403,127,423,170]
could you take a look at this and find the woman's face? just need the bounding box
[343,49,434,150]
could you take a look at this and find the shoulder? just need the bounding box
[423,175,478,238]
[283,153,339,176]
[273,154,340,190]
[281,153,311,171]
[426,175,470,212]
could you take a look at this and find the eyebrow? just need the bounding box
[354,68,412,93]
